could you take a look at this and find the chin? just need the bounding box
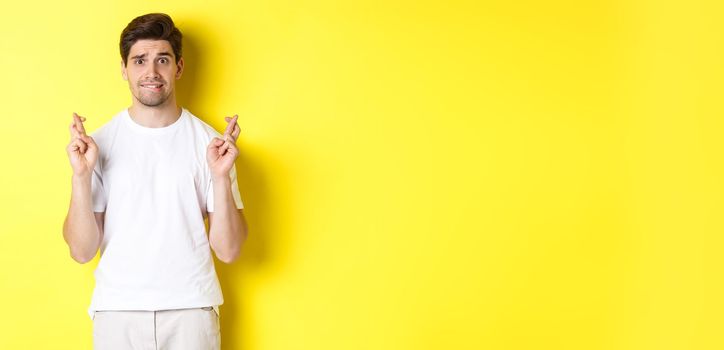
[137,93,170,107]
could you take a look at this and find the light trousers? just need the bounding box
[92,307,220,350]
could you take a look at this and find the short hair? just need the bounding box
[119,13,183,66]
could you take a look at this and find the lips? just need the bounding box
[140,82,164,92]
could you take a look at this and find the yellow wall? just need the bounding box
[2,0,724,349]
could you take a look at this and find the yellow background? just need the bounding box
[1,0,723,349]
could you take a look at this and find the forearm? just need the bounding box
[63,175,101,263]
[208,176,246,263]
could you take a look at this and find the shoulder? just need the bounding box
[89,109,126,141]
[183,109,222,140]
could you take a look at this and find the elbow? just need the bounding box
[211,226,248,264]
[68,242,97,264]
[216,248,240,264]
[63,223,100,264]
[70,248,95,264]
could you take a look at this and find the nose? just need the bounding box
[145,63,161,80]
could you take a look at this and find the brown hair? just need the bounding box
[119,13,182,66]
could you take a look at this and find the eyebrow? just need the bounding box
[130,52,173,60]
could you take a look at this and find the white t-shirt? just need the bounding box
[87,108,243,319]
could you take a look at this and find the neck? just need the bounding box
[128,96,182,128]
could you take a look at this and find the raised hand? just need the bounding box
[66,112,99,177]
[207,114,241,179]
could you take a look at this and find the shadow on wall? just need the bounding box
[176,30,201,115]
[218,153,279,349]
[177,24,281,349]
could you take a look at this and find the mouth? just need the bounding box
[140,83,164,92]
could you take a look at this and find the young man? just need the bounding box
[62,13,248,349]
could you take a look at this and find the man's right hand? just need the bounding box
[66,112,99,177]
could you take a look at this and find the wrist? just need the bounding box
[211,174,231,185]
[72,173,92,184]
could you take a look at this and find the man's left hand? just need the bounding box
[207,114,240,179]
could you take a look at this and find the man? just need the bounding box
[62,13,248,349]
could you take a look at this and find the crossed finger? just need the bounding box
[216,115,238,156]
[223,115,240,142]
[70,113,87,139]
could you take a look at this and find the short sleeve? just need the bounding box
[91,163,107,212]
[206,165,244,212]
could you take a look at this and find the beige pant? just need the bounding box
[92,307,220,350]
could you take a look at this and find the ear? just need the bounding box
[121,60,128,81]
[175,57,184,80]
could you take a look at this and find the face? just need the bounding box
[122,39,184,107]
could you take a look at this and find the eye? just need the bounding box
[134,59,144,65]
[159,57,168,64]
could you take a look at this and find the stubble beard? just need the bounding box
[135,87,171,107]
